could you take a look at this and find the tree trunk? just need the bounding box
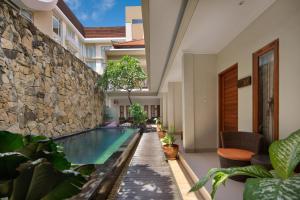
[128,91,133,105]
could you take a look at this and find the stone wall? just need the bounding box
[0,2,104,137]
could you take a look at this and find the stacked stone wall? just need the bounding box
[0,2,104,136]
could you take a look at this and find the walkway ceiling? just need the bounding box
[143,0,276,93]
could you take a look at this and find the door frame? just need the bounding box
[252,39,279,140]
[218,63,238,136]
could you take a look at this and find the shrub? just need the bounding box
[0,131,95,199]
[129,103,147,126]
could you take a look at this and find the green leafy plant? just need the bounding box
[154,117,161,125]
[190,129,300,200]
[129,103,147,126]
[0,131,95,199]
[161,133,176,146]
[98,55,147,105]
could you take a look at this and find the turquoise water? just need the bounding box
[56,128,136,164]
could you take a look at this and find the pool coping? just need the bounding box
[65,128,141,200]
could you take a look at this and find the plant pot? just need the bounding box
[158,131,166,139]
[163,144,179,160]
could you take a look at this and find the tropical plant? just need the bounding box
[98,55,147,105]
[154,117,161,125]
[190,129,300,200]
[0,131,95,200]
[129,103,147,126]
[161,133,176,146]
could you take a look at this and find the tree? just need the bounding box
[99,56,147,105]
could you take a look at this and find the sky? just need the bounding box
[64,0,141,27]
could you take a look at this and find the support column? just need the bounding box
[162,93,168,127]
[182,53,217,152]
[167,82,182,133]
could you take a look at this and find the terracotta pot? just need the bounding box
[158,131,166,139]
[163,144,179,160]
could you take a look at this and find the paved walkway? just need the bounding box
[116,132,181,200]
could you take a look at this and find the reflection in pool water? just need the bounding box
[56,128,136,164]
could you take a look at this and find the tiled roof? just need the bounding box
[113,39,145,48]
[84,27,126,38]
[57,0,126,38]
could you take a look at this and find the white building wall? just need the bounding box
[217,0,300,139]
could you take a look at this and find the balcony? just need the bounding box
[65,35,79,53]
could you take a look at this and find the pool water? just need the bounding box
[56,128,137,164]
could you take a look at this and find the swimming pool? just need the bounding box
[56,128,137,164]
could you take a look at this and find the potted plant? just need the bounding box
[190,129,300,200]
[158,126,167,139]
[154,117,162,132]
[161,127,178,160]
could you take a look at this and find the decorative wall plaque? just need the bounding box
[238,76,251,88]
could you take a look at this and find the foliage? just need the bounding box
[0,131,95,199]
[190,129,300,200]
[129,103,147,126]
[161,133,176,146]
[154,117,161,125]
[98,56,147,104]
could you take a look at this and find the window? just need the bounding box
[86,61,96,71]
[52,16,61,36]
[132,19,143,24]
[86,45,96,58]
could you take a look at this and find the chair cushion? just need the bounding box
[217,148,255,161]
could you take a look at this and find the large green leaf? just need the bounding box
[0,131,24,153]
[244,174,300,200]
[269,129,300,179]
[9,159,43,200]
[190,165,272,199]
[41,171,86,200]
[8,160,86,200]
[16,138,71,171]
[0,153,28,181]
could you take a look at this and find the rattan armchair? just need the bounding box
[218,131,263,181]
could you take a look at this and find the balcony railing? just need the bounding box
[65,35,79,52]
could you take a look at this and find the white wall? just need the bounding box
[182,54,217,152]
[217,0,300,139]
[167,82,183,132]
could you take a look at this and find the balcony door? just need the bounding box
[253,39,279,143]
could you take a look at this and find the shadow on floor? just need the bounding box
[117,164,179,200]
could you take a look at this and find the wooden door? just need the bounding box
[150,105,155,118]
[120,106,124,118]
[219,64,238,134]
